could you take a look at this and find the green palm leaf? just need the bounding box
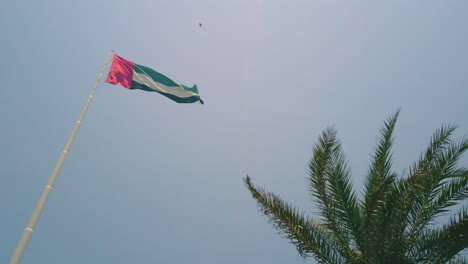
[244,176,346,263]
[403,127,466,251]
[244,111,467,263]
[362,110,399,225]
[412,207,468,263]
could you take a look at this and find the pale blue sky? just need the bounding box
[1,1,467,263]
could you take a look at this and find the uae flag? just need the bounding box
[105,54,204,104]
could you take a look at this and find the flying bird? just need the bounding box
[199,22,202,27]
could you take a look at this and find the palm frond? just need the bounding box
[432,169,468,208]
[308,127,337,212]
[407,134,468,240]
[410,169,468,239]
[307,127,352,242]
[377,125,460,256]
[359,110,400,261]
[411,207,468,264]
[244,176,348,263]
[363,110,399,225]
[325,139,364,253]
[243,111,467,264]
[411,125,458,176]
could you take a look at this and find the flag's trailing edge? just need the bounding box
[105,54,204,104]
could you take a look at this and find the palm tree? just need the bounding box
[244,110,467,264]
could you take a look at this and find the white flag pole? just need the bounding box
[9,50,114,264]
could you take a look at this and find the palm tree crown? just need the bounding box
[245,111,467,264]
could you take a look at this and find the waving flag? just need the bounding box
[105,54,204,104]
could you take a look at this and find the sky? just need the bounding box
[1,1,467,263]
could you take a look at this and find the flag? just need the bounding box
[105,54,204,104]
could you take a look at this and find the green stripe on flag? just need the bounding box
[133,63,199,94]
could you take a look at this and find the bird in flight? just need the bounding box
[199,22,202,27]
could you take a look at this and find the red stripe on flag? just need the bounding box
[105,54,134,89]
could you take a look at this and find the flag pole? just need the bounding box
[9,50,114,264]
